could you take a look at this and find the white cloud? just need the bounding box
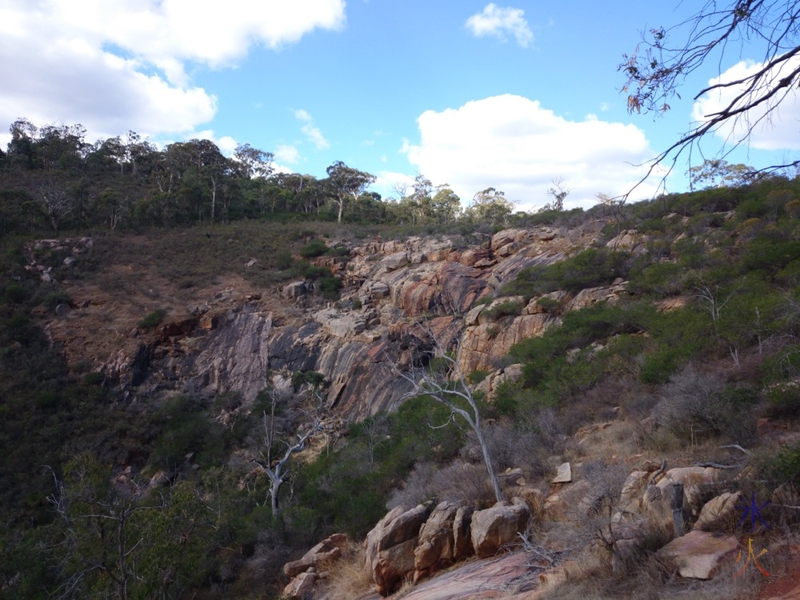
[374,171,416,199]
[294,109,330,150]
[693,56,800,151]
[404,95,659,210]
[275,144,301,164]
[466,3,533,48]
[0,0,345,144]
[193,130,238,156]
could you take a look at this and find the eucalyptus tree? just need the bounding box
[325,160,376,223]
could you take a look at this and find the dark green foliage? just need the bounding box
[2,282,26,304]
[765,385,800,420]
[502,248,629,298]
[628,262,682,296]
[318,273,343,300]
[41,289,72,309]
[771,444,800,486]
[275,249,293,270]
[137,308,167,329]
[300,238,329,258]
[150,396,224,471]
[294,397,464,538]
[291,370,326,391]
[484,298,523,319]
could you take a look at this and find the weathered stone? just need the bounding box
[453,506,475,561]
[656,530,739,579]
[552,463,572,484]
[282,570,316,600]
[615,471,649,521]
[381,251,408,271]
[283,533,347,578]
[605,230,640,251]
[365,504,431,596]
[693,492,742,531]
[564,284,627,312]
[544,479,592,521]
[282,281,306,299]
[189,306,272,403]
[470,499,530,558]
[414,501,459,581]
[458,314,554,374]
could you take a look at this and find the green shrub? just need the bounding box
[291,370,326,391]
[300,238,329,258]
[2,283,26,304]
[138,308,167,329]
[771,444,800,486]
[765,385,800,420]
[41,290,73,309]
[484,299,523,319]
[275,249,293,270]
[468,369,490,384]
[535,296,562,313]
[502,248,629,298]
[318,275,343,300]
[628,262,682,296]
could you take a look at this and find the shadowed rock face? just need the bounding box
[116,223,623,422]
[268,322,322,372]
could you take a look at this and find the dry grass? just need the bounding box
[316,538,375,600]
[536,545,767,600]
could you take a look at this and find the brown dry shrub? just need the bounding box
[316,538,374,600]
[387,460,496,509]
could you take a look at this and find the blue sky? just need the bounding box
[1,1,798,211]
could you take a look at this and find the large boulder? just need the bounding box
[283,533,347,578]
[656,530,739,579]
[365,504,432,596]
[381,251,409,272]
[694,492,742,532]
[413,501,460,581]
[470,499,530,558]
[282,570,316,600]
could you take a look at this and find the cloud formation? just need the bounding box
[0,0,345,144]
[405,95,658,210]
[294,109,330,150]
[275,144,301,165]
[692,56,800,151]
[465,3,533,48]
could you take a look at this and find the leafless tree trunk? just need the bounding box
[252,388,325,515]
[394,325,505,504]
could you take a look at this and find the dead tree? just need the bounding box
[394,325,505,504]
[252,388,324,515]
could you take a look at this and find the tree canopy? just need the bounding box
[621,0,800,187]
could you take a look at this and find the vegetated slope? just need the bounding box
[1,176,800,599]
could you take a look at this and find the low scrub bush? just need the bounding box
[300,238,329,258]
[502,248,630,297]
[484,299,523,320]
[138,308,167,329]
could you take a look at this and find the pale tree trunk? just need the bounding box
[394,325,506,504]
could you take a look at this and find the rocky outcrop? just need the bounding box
[413,501,459,581]
[365,504,432,596]
[283,533,347,578]
[470,499,530,558]
[656,530,739,579]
